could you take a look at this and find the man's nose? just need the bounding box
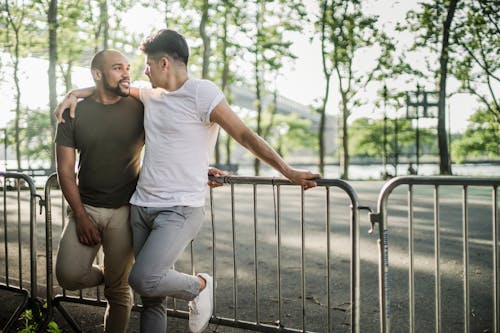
[123,67,131,77]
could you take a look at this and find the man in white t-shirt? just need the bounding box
[56,29,320,333]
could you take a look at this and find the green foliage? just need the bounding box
[349,117,438,159]
[269,113,317,157]
[315,0,389,178]
[399,0,499,123]
[451,109,500,163]
[450,1,500,122]
[5,107,52,167]
[243,110,316,158]
[18,303,60,333]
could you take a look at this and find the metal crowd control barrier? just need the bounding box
[370,176,500,333]
[42,174,366,333]
[0,172,41,332]
[206,176,364,332]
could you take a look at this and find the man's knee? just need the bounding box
[55,262,103,290]
[128,268,158,297]
[105,284,133,309]
[56,266,84,290]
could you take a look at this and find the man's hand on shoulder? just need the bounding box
[54,92,78,123]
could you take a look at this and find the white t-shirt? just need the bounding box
[129,79,224,207]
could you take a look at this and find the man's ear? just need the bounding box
[160,57,169,71]
[92,68,102,81]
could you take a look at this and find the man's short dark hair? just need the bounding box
[140,29,189,65]
[91,50,106,70]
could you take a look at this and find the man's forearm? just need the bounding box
[58,170,87,219]
[239,130,291,177]
[69,86,94,99]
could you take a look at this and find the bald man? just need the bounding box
[54,49,145,333]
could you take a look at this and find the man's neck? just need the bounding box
[163,71,189,92]
[92,90,122,105]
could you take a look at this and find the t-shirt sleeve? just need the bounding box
[54,110,75,148]
[138,88,150,105]
[196,80,225,124]
[139,88,165,112]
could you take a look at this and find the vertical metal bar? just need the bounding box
[61,191,67,298]
[379,197,390,333]
[253,184,259,324]
[210,187,217,315]
[463,185,470,333]
[434,185,441,333]
[190,242,194,275]
[17,182,22,289]
[29,179,38,298]
[96,250,102,301]
[3,178,9,285]
[493,186,499,333]
[172,261,178,310]
[276,185,282,324]
[352,189,360,333]
[44,175,55,324]
[408,184,415,333]
[231,183,237,320]
[300,187,306,332]
[326,187,331,333]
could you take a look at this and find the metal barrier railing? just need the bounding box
[205,176,363,333]
[0,171,41,332]
[370,176,500,333]
[42,174,365,333]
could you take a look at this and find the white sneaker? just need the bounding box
[189,273,214,333]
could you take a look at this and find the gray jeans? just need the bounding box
[128,205,204,332]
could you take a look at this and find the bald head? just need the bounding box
[91,49,126,71]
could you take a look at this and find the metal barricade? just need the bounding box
[370,176,500,333]
[0,171,41,332]
[42,174,367,332]
[204,176,364,332]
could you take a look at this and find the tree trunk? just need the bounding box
[48,0,58,171]
[218,1,231,165]
[319,0,331,176]
[99,0,109,49]
[318,79,329,176]
[13,32,21,170]
[340,94,349,179]
[199,0,210,80]
[437,0,458,175]
[253,2,264,176]
[5,1,23,170]
[254,56,262,176]
[163,0,169,27]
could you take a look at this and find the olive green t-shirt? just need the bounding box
[55,96,145,208]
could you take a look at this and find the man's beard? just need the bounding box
[103,74,129,97]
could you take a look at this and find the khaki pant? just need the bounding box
[55,204,134,333]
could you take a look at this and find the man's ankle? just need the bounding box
[198,275,206,291]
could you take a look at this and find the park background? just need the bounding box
[0,0,499,181]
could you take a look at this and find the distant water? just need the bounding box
[2,160,499,187]
[238,163,500,180]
